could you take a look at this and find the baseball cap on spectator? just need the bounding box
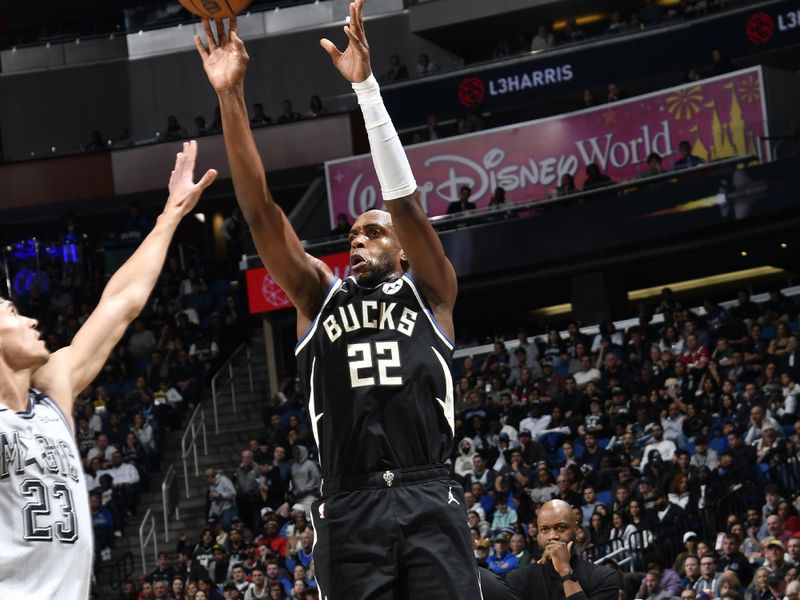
[260,506,274,518]
[767,572,785,587]
[514,347,527,355]
[493,533,510,544]
[499,432,510,442]
[611,387,624,395]
[694,436,708,446]
[291,503,306,513]
[223,582,237,591]
[683,532,699,543]
[542,360,553,367]
[519,430,532,438]
[640,475,656,487]
[762,423,778,432]
[764,537,784,550]
[664,378,679,388]
[474,538,490,549]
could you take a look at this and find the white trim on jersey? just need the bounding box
[295,278,344,356]
[431,346,455,436]
[309,505,328,600]
[400,274,455,351]
[307,357,324,476]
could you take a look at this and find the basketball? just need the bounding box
[178,0,253,19]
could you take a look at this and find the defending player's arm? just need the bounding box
[321,0,457,336]
[32,141,217,417]
[195,18,333,334]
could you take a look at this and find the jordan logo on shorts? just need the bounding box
[448,486,460,506]
[318,502,326,520]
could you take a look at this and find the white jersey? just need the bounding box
[0,389,92,598]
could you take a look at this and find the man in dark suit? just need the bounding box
[480,499,619,600]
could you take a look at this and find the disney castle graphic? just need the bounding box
[665,72,763,162]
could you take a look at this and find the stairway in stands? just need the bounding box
[94,335,269,599]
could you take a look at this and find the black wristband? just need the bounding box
[561,570,578,583]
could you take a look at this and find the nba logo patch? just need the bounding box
[318,502,326,520]
[382,279,404,295]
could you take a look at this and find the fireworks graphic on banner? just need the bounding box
[665,86,705,120]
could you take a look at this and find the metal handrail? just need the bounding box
[180,404,208,498]
[138,509,158,575]
[161,464,180,542]
[210,343,255,434]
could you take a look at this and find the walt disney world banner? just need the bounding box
[325,67,769,226]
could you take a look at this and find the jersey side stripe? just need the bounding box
[307,357,323,478]
[431,346,455,435]
[401,274,455,351]
[295,278,343,356]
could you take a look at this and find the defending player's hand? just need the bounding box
[320,0,372,83]
[194,15,249,94]
[163,141,218,220]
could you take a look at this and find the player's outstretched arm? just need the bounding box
[196,17,333,332]
[321,0,457,329]
[32,141,217,417]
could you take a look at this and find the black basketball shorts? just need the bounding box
[309,464,485,600]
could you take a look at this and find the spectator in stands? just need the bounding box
[745,567,770,600]
[250,103,273,127]
[447,185,478,214]
[606,11,629,35]
[561,18,585,43]
[719,531,754,585]
[555,173,578,197]
[290,445,320,511]
[531,24,555,51]
[641,152,665,177]
[90,492,114,561]
[606,83,623,103]
[307,95,328,118]
[384,54,409,82]
[639,0,663,25]
[644,423,677,464]
[114,127,135,148]
[164,115,189,141]
[640,569,672,600]
[582,163,614,191]
[581,89,597,109]
[488,533,519,576]
[84,130,107,152]
[694,553,723,597]
[672,141,704,170]
[206,468,238,531]
[414,53,438,76]
[710,49,735,76]
[195,115,210,136]
[277,100,302,123]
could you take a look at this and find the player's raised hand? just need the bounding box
[194,15,249,94]
[320,0,372,83]
[164,141,218,219]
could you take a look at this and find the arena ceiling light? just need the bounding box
[552,13,606,30]
[627,266,784,301]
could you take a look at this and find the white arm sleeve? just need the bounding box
[352,74,417,201]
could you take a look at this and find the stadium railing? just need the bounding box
[180,404,209,498]
[138,508,159,575]
[210,343,254,435]
[161,464,181,543]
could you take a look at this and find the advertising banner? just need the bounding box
[380,0,800,129]
[246,251,350,314]
[326,68,768,225]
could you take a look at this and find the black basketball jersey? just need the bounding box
[296,274,455,479]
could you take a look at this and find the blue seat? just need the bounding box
[709,436,727,454]
[597,438,610,449]
[574,443,585,458]
[596,490,613,506]
[762,325,777,339]
[783,425,795,437]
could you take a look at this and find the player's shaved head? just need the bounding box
[348,209,407,286]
